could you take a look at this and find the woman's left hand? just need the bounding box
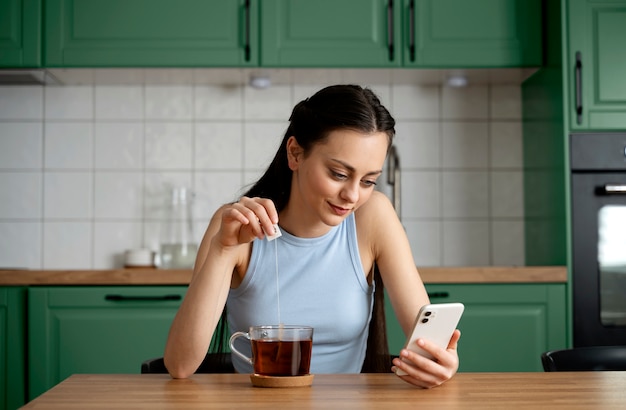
[391,329,461,388]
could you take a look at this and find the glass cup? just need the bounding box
[229,325,314,376]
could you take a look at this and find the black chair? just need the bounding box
[141,352,235,374]
[541,346,626,372]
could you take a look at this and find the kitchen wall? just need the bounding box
[0,68,525,269]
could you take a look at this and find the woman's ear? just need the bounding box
[286,136,304,170]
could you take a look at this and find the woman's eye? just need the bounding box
[332,171,347,180]
[362,180,377,187]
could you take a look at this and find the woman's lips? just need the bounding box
[329,203,351,216]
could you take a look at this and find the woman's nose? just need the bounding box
[340,182,360,203]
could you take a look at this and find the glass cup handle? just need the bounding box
[229,331,253,365]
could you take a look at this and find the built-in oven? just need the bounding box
[571,133,626,346]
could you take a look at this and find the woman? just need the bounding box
[164,84,460,388]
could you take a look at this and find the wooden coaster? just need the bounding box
[250,374,314,388]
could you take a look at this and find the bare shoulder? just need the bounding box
[356,191,397,224]
[355,191,401,241]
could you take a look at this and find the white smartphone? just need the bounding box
[395,302,464,376]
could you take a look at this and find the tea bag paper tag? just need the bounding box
[264,223,282,241]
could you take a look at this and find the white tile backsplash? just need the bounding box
[194,122,243,169]
[44,122,94,169]
[393,121,441,169]
[0,222,42,269]
[391,85,440,120]
[194,85,243,120]
[442,86,489,120]
[95,86,143,120]
[94,172,144,219]
[243,85,292,120]
[44,172,93,219]
[43,221,92,269]
[0,122,43,169]
[0,74,526,268]
[145,86,193,120]
[442,220,490,265]
[0,172,42,218]
[145,122,193,169]
[95,122,144,169]
[442,171,489,218]
[0,86,43,120]
[45,86,93,120]
[442,122,489,169]
[243,122,288,170]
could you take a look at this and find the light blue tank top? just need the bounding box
[227,213,374,374]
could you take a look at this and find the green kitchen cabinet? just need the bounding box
[385,284,567,372]
[567,0,626,129]
[406,0,543,67]
[0,287,27,410]
[260,0,402,67]
[261,0,543,68]
[0,0,41,67]
[28,286,186,400]
[44,0,258,67]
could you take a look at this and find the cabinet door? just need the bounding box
[568,0,626,129]
[385,284,567,372]
[0,287,26,410]
[0,0,41,67]
[405,0,543,67]
[261,0,402,67]
[28,286,186,400]
[44,0,258,67]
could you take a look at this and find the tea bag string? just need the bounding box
[274,238,281,325]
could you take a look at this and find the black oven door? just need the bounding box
[571,172,626,346]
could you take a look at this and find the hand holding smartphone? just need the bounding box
[395,302,464,376]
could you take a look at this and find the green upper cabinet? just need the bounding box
[407,0,543,67]
[44,0,258,67]
[568,0,626,130]
[261,0,543,68]
[0,0,41,67]
[260,0,402,67]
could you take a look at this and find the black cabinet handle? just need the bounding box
[244,0,251,62]
[105,294,182,302]
[387,0,394,61]
[427,291,450,299]
[408,0,415,62]
[575,51,583,125]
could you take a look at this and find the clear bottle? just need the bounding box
[159,187,198,269]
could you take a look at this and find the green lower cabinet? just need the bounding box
[386,283,567,372]
[27,286,186,400]
[0,287,26,410]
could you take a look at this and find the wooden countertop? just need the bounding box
[0,266,566,286]
[21,372,626,409]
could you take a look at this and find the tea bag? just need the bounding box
[263,223,282,241]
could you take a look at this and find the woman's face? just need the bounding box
[288,129,389,229]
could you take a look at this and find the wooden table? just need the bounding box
[21,372,626,409]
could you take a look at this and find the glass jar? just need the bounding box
[159,186,198,269]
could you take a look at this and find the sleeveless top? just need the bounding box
[226,213,374,374]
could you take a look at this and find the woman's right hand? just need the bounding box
[216,196,279,247]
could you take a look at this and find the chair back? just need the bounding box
[141,352,234,374]
[541,346,626,372]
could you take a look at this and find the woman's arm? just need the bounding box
[359,192,460,388]
[163,198,279,378]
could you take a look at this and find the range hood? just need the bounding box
[0,70,59,85]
